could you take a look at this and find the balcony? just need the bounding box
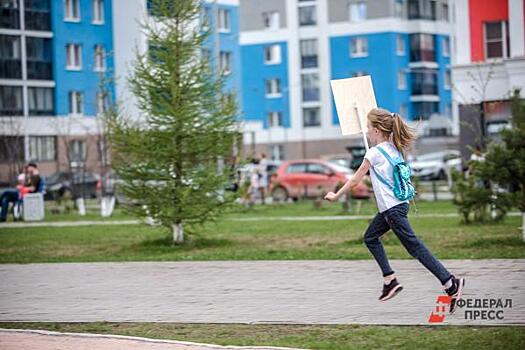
[1,7,20,29]
[27,60,52,80]
[0,59,22,79]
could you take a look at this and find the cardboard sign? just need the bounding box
[330,75,378,136]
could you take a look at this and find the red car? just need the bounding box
[270,159,371,202]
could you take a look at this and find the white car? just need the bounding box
[409,150,462,181]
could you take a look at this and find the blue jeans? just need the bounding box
[0,189,19,221]
[363,202,453,285]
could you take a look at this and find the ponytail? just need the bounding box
[391,113,416,159]
[367,108,417,159]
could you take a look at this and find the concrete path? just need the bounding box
[0,329,308,350]
[0,260,523,325]
[0,211,522,228]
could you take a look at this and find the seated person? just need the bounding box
[0,163,41,222]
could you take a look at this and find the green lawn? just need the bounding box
[38,199,473,222]
[0,322,523,350]
[1,201,523,263]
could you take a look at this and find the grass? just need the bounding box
[1,201,523,263]
[39,199,474,222]
[0,322,523,350]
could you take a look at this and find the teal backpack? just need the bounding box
[370,145,416,203]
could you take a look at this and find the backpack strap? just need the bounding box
[370,167,394,190]
[376,145,401,166]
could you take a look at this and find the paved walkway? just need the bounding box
[0,329,307,350]
[1,212,522,228]
[1,260,523,325]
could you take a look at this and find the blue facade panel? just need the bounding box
[51,0,115,117]
[241,42,290,128]
[202,3,242,118]
[330,32,412,124]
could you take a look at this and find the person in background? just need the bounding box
[0,163,41,222]
[258,153,268,205]
[248,158,260,206]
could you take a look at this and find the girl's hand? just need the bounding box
[324,192,338,202]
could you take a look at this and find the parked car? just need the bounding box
[324,155,353,170]
[269,159,371,202]
[44,170,100,200]
[409,150,462,181]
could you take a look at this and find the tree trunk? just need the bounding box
[76,198,86,216]
[172,223,184,244]
[101,196,115,217]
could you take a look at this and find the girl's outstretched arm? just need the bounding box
[324,159,371,201]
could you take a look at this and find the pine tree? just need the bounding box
[108,0,239,244]
[476,89,525,240]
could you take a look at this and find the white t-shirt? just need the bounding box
[364,141,409,213]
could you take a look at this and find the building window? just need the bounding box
[265,78,281,97]
[442,36,450,57]
[303,107,320,127]
[353,71,368,77]
[411,69,438,95]
[201,7,211,30]
[219,51,231,75]
[442,3,449,22]
[1,0,20,29]
[29,136,56,162]
[410,33,435,62]
[0,136,24,162]
[398,70,406,89]
[28,87,54,116]
[218,8,230,32]
[69,139,86,163]
[68,91,83,114]
[0,35,22,79]
[484,21,509,59]
[264,44,281,65]
[396,34,405,55]
[412,101,439,120]
[270,144,284,161]
[66,43,82,70]
[94,44,105,71]
[300,39,317,68]
[26,36,52,80]
[0,85,23,116]
[399,103,407,117]
[350,37,368,57]
[349,1,366,22]
[64,0,80,21]
[25,0,51,31]
[444,69,451,89]
[408,0,436,20]
[263,11,280,30]
[299,5,316,26]
[268,111,283,127]
[96,92,105,114]
[394,0,404,18]
[92,0,104,24]
[301,73,319,102]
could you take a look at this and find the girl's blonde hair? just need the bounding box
[367,108,417,159]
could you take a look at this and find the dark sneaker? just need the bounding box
[445,276,465,314]
[379,278,403,302]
